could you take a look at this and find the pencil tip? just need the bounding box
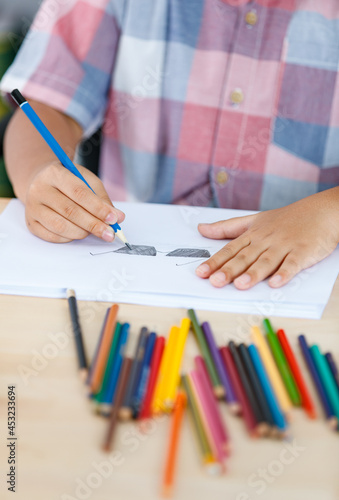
[66,288,76,298]
[125,242,132,250]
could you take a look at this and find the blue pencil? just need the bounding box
[10,89,130,248]
[298,335,337,429]
[248,344,287,433]
[132,331,157,418]
[100,322,130,416]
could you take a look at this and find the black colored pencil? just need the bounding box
[238,344,275,429]
[228,341,268,436]
[67,289,88,381]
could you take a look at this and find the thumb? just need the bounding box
[197,214,256,240]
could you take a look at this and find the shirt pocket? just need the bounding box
[273,10,339,168]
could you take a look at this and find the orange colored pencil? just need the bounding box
[89,304,119,394]
[277,329,316,419]
[162,391,187,497]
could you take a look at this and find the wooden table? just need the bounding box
[0,198,338,500]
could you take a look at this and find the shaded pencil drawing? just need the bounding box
[113,245,157,256]
[166,248,210,258]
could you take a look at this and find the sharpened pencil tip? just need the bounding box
[125,242,132,250]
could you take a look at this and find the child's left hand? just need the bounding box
[195,188,339,289]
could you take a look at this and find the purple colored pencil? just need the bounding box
[202,322,237,405]
[298,335,336,426]
[325,353,339,392]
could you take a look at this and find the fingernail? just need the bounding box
[210,272,226,287]
[105,212,118,224]
[269,274,282,287]
[196,263,210,277]
[102,227,115,242]
[234,273,251,287]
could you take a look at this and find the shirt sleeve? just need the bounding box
[0,0,124,137]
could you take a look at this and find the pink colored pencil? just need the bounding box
[190,370,227,463]
[194,356,230,453]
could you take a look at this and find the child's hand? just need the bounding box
[25,162,125,243]
[196,189,339,289]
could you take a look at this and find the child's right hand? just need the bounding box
[25,161,125,243]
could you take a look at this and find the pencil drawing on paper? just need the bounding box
[90,246,211,259]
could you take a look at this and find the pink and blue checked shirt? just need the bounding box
[1,0,339,210]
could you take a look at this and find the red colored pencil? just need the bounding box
[139,336,165,420]
[277,329,316,419]
[219,346,258,436]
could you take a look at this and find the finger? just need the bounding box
[195,235,251,278]
[26,218,73,243]
[38,187,116,242]
[268,252,308,288]
[197,214,256,240]
[45,164,124,224]
[208,245,268,287]
[31,205,110,241]
[233,248,288,290]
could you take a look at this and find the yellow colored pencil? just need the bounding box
[163,318,191,411]
[251,326,292,414]
[152,325,179,414]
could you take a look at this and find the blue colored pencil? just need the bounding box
[100,323,130,415]
[10,89,130,248]
[119,327,148,420]
[248,344,287,433]
[325,352,339,392]
[132,332,157,417]
[298,335,337,429]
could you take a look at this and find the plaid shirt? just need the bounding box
[1,0,339,210]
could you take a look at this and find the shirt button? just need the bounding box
[245,10,258,27]
[230,88,244,105]
[216,170,229,187]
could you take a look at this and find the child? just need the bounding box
[1,0,339,291]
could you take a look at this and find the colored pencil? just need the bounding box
[119,327,148,420]
[86,308,109,386]
[103,357,133,452]
[251,326,292,414]
[162,391,186,497]
[276,329,316,419]
[139,336,165,420]
[325,353,339,392]
[238,344,275,428]
[181,375,222,475]
[152,325,179,414]
[66,289,88,381]
[188,309,223,398]
[263,319,301,406]
[248,344,287,433]
[94,322,122,406]
[194,356,230,453]
[228,341,269,436]
[190,370,227,462]
[11,89,131,249]
[132,331,157,417]
[164,318,190,410]
[220,346,258,436]
[310,345,339,422]
[298,335,337,429]
[201,321,238,409]
[99,322,130,415]
[89,304,119,395]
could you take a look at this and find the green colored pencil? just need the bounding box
[263,319,301,406]
[94,322,122,404]
[188,309,223,398]
[310,345,339,421]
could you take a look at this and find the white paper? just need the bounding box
[0,199,338,318]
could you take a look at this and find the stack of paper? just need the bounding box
[0,200,338,319]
